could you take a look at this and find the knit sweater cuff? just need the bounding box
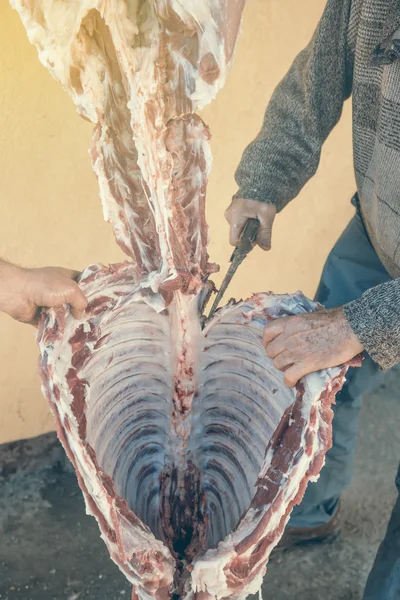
[343,279,400,371]
[232,187,289,213]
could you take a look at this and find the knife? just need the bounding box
[208,218,260,319]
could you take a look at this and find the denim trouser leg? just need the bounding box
[289,203,391,528]
[362,466,400,600]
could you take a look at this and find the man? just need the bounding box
[0,259,87,324]
[225,0,400,597]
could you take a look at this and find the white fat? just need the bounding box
[37,269,175,594]
[191,541,236,599]
[36,271,348,600]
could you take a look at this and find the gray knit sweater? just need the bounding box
[235,0,400,371]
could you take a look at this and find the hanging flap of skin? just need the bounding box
[11,0,246,295]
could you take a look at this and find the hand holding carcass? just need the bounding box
[225,198,277,250]
[263,307,364,388]
[0,261,88,326]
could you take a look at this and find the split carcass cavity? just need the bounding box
[38,263,349,599]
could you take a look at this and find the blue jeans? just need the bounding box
[288,196,400,598]
[363,465,400,599]
[290,198,391,528]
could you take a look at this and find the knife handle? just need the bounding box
[234,218,260,257]
[241,218,260,243]
[229,219,260,263]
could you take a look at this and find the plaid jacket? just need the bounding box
[235,0,400,370]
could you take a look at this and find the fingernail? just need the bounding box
[260,242,271,251]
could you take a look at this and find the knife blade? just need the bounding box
[208,218,259,319]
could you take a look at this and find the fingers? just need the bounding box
[67,269,81,283]
[264,314,308,347]
[263,309,363,388]
[49,267,82,282]
[273,350,294,371]
[256,207,276,251]
[29,307,42,328]
[225,198,276,249]
[263,319,284,346]
[225,198,253,246]
[36,267,87,320]
[270,349,311,388]
[64,284,88,320]
[229,212,251,246]
[225,200,243,246]
[263,315,315,388]
[283,363,308,388]
[264,334,285,359]
[57,269,87,319]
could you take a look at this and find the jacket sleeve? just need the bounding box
[234,0,355,211]
[344,279,400,371]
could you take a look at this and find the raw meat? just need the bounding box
[12,1,355,599]
[11,0,245,296]
[38,265,350,600]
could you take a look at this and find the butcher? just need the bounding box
[0,259,87,324]
[226,0,400,597]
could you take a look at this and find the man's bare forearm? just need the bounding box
[0,259,88,325]
[0,259,26,316]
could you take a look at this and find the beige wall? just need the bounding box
[0,1,355,444]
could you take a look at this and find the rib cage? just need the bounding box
[194,308,296,547]
[83,302,172,538]
[37,264,351,600]
[12,1,355,599]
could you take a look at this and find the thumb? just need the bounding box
[52,267,82,282]
[225,206,252,246]
[64,285,88,320]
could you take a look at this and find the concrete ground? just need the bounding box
[0,368,399,600]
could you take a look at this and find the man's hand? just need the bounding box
[0,262,88,326]
[263,307,364,388]
[225,198,277,250]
